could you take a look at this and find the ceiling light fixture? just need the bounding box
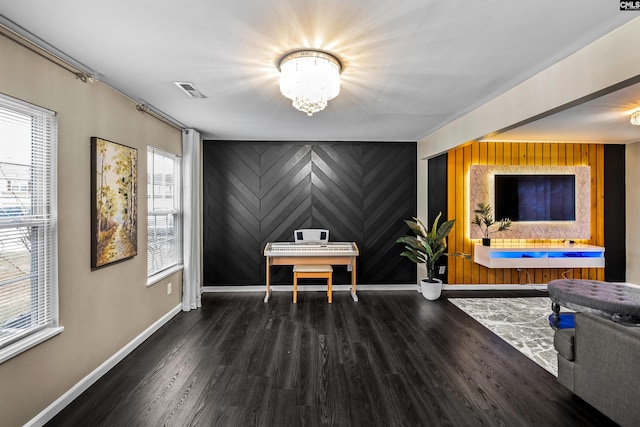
[278,50,342,116]
[631,109,640,126]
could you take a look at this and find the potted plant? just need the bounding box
[472,202,512,246]
[396,212,469,300]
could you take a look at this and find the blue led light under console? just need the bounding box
[491,251,546,259]
[548,251,603,258]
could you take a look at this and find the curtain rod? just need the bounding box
[0,16,187,131]
[135,104,185,131]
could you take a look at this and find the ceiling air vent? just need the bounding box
[174,81,206,99]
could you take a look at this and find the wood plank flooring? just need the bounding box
[47,291,616,426]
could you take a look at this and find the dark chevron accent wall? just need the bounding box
[203,141,416,286]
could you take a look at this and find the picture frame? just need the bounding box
[91,137,138,268]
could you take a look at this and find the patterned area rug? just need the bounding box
[449,297,571,376]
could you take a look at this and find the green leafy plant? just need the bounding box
[472,202,512,238]
[396,212,470,281]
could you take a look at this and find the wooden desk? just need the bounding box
[263,242,359,302]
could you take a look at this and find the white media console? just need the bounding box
[473,243,605,269]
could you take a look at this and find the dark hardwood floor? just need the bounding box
[47,291,616,427]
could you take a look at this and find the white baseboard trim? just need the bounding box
[443,284,548,291]
[26,304,182,427]
[203,284,548,293]
[202,284,419,293]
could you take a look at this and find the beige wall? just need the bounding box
[0,36,183,426]
[627,142,640,283]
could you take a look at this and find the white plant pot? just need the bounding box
[420,278,443,300]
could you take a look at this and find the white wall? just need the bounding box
[417,18,640,160]
[417,18,640,284]
[626,142,640,283]
[0,34,183,426]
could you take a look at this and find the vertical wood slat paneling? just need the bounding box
[203,141,416,286]
[493,143,505,285]
[447,141,605,285]
[508,144,519,283]
[462,145,473,284]
[487,143,497,285]
[453,148,462,284]
[447,149,457,284]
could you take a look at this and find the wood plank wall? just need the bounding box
[446,141,605,285]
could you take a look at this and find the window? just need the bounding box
[147,147,182,280]
[0,94,61,363]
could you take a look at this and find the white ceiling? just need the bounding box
[484,81,640,144]
[0,1,638,142]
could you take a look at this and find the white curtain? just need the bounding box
[182,129,202,311]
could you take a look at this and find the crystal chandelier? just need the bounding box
[631,109,640,126]
[279,50,342,116]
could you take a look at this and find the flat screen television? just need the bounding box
[494,174,576,221]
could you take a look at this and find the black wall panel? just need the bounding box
[427,153,449,283]
[203,141,416,285]
[604,145,626,282]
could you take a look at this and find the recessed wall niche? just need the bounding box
[470,165,591,239]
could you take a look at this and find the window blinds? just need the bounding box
[0,94,58,353]
[147,147,182,277]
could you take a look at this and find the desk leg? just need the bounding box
[350,259,358,302]
[264,259,271,303]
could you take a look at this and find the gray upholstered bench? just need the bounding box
[548,279,640,323]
